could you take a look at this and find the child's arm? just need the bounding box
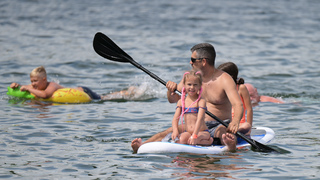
[10,82,22,89]
[240,85,253,126]
[171,100,182,141]
[189,98,207,145]
[20,82,62,99]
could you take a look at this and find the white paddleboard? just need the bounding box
[137,127,275,154]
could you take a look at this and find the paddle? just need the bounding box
[93,32,279,153]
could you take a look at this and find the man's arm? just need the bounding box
[223,74,244,134]
[166,80,183,103]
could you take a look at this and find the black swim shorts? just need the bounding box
[80,86,101,100]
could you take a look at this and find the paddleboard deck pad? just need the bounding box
[137,127,275,154]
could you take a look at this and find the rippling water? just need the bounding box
[1,0,319,179]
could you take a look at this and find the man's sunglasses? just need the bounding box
[191,57,206,63]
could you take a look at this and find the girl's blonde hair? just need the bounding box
[30,66,47,78]
[182,69,203,85]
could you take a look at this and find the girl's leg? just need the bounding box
[178,132,191,144]
[197,131,213,146]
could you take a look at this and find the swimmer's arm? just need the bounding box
[22,82,62,99]
[10,82,21,89]
[260,95,284,104]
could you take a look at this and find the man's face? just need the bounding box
[190,51,203,70]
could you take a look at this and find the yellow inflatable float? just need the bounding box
[7,87,91,103]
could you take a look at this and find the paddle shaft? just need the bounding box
[122,55,168,86]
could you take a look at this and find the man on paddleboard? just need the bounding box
[131,43,244,152]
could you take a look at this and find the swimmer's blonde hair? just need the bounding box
[30,66,47,78]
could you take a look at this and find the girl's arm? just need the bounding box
[171,100,182,140]
[240,85,253,126]
[189,98,207,144]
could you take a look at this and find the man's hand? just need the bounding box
[166,81,177,95]
[227,121,239,134]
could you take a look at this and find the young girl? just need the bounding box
[171,70,213,146]
[218,62,253,135]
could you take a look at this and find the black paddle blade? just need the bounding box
[235,132,280,153]
[93,32,168,86]
[250,139,279,153]
[205,111,279,153]
[93,32,132,63]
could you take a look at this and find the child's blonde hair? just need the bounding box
[182,69,203,85]
[30,66,47,78]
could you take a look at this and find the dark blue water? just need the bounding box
[1,0,319,179]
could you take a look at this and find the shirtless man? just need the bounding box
[131,43,243,152]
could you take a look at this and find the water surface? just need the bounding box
[1,0,319,179]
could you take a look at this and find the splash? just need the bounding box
[101,82,162,101]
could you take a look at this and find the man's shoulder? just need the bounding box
[219,70,231,78]
[214,70,233,84]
